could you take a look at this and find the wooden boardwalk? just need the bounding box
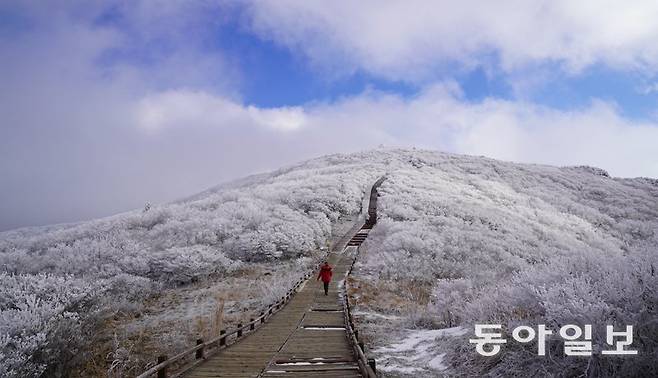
[183,177,385,378]
[185,248,361,378]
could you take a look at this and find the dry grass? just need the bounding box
[348,276,433,312]
[72,258,312,377]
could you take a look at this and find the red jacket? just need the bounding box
[318,264,333,283]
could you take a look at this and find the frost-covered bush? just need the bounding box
[353,149,658,376]
[0,273,100,378]
[0,158,381,283]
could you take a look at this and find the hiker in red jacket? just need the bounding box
[317,261,333,295]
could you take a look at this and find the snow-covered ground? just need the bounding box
[2,148,656,377]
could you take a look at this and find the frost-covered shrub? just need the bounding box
[147,245,239,284]
[0,273,100,378]
[352,149,658,376]
[0,157,381,283]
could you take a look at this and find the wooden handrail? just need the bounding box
[342,259,377,378]
[137,270,317,377]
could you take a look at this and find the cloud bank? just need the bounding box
[138,84,658,179]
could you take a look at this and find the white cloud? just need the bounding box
[247,105,306,131]
[136,90,307,131]
[639,81,658,94]
[133,83,658,178]
[0,1,242,230]
[136,91,246,131]
[244,0,658,81]
[317,87,658,178]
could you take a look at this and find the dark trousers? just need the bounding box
[323,282,329,295]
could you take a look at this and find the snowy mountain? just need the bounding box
[1,148,657,377]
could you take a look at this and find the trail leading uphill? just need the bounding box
[182,178,385,378]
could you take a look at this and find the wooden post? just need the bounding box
[237,323,243,338]
[358,341,365,353]
[354,330,359,340]
[157,355,167,378]
[211,296,225,340]
[269,306,273,315]
[196,339,204,359]
[260,312,265,324]
[219,329,226,346]
[250,318,255,331]
[368,358,376,373]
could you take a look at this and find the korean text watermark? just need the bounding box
[469,324,638,356]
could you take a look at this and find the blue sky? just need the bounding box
[183,10,658,117]
[1,1,658,230]
[208,16,421,107]
[228,35,658,121]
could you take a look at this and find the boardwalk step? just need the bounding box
[262,372,361,377]
[274,357,353,364]
[301,325,345,330]
[267,365,360,372]
[309,309,342,312]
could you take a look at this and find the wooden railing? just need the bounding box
[343,253,377,378]
[136,269,315,378]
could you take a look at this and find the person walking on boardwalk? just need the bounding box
[317,261,333,295]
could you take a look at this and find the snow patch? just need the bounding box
[428,353,447,371]
[372,327,465,374]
